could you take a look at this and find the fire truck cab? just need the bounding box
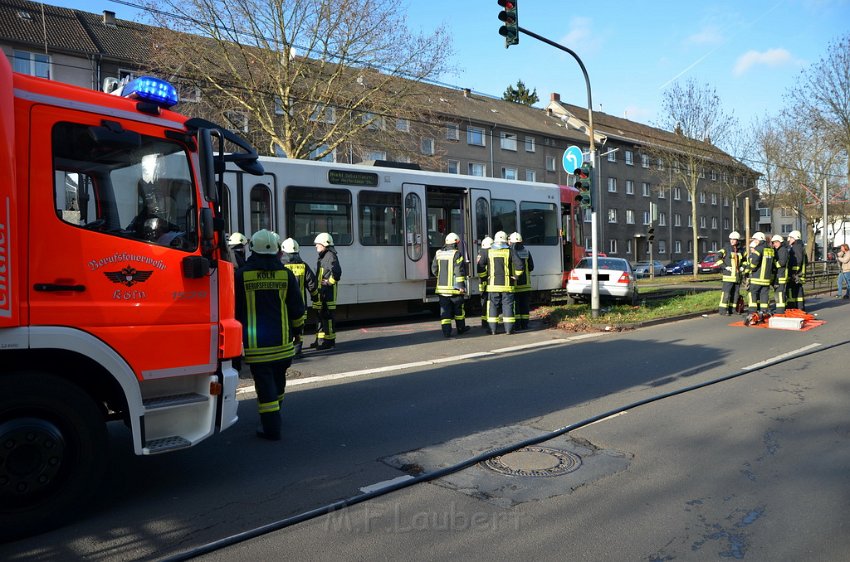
[0,55,261,540]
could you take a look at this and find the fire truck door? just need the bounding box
[28,107,218,377]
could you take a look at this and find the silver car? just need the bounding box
[566,257,639,305]
[632,260,667,278]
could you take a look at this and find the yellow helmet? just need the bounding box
[509,232,523,243]
[250,229,280,255]
[314,232,334,247]
[281,237,300,253]
[445,232,460,245]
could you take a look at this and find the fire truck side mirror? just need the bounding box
[198,128,218,203]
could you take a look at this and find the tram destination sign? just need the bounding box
[328,169,379,187]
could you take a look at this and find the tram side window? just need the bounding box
[359,191,402,245]
[250,184,273,233]
[286,186,352,247]
[491,198,517,235]
[520,201,558,245]
[475,197,490,239]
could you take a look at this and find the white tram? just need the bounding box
[223,158,570,318]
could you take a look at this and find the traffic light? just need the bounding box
[497,0,519,48]
[648,227,655,242]
[574,163,592,210]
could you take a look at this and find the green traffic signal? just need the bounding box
[497,0,519,48]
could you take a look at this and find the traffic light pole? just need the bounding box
[517,26,600,316]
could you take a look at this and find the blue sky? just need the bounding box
[51,0,849,127]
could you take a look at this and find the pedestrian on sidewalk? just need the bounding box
[837,244,850,299]
[312,232,342,350]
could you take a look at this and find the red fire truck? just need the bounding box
[0,55,262,540]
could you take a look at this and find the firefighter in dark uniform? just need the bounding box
[431,232,470,338]
[312,232,342,350]
[771,234,790,314]
[483,231,524,335]
[509,232,534,330]
[228,232,248,269]
[280,237,318,358]
[476,236,493,330]
[716,231,744,316]
[744,232,774,325]
[235,229,305,441]
[786,230,808,311]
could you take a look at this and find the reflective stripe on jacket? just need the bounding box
[486,247,522,292]
[513,243,534,292]
[717,243,744,283]
[747,243,775,286]
[432,246,467,296]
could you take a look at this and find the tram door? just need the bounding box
[401,183,428,282]
[470,189,491,294]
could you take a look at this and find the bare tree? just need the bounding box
[142,0,454,160]
[652,78,737,279]
[787,33,850,188]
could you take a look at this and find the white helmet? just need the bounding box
[509,232,523,244]
[228,232,248,247]
[314,232,334,247]
[282,237,300,253]
[771,234,783,243]
[250,229,280,255]
[480,236,493,250]
[788,230,802,240]
[494,231,508,244]
[751,232,766,241]
[728,231,740,240]
[445,232,460,245]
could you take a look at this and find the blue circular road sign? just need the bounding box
[563,145,583,173]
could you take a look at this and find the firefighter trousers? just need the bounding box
[250,358,292,439]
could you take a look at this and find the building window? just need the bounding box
[711,169,717,181]
[699,216,706,228]
[583,208,592,222]
[609,239,618,254]
[673,187,681,200]
[500,132,518,151]
[643,211,650,225]
[545,155,556,171]
[396,118,410,132]
[626,239,633,255]
[13,49,50,79]
[467,126,486,146]
[781,224,793,234]
[687,240,693,253]
[626,209,635,224]
[658,187,666,199]
[674,213,681,226]
[446,123,460,141]
[699,191,706,204]
[674,240,682,253]
[724,197,729,207]
[657,158,665,171]
[608,209,618,223]
[501,167,517,180]
[468,162,486,176]
[688,215,693,227]
[364,150,386,161]
[179,82,201,103]
[420,138,435,155]
[309,103,335,123]
[687,191,692,202]
[711,192,717,205]
[711,217,718,229]
[642,182,650,197]
[607,150,617,162]
[625,150,634,165]
[625,180,634,195]
[608,177,617,193]
[658,240,667,254]
[447,160,460,174]
[525,169,536,182]
[362,112,385,130]
[659,212,667,226]
[723,218,729,230]
[524,136,536,152]
[225,110,249,133]
[309,144,336,162]
[641,154,650,168]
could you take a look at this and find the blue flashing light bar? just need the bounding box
[122,76,179,108]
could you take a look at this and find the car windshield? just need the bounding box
[577,258,628,270]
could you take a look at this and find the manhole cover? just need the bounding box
[482,446,582,477]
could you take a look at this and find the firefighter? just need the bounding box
[509,232,534,330]
[280,237,318,358]
[786,230,808,311]
[476,236,493,331]
[771,234,790,314]
[483,231,524,335]
[744,232,774,325]
[227,232,248,269]
[431,232,470,338]
[716,231,744,316]
[235,229,305,441]
[312,232,342,350]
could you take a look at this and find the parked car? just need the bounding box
[632,260,667,278]
[666,258,694,275]
[566,257,638,305]
[698,252,722,273]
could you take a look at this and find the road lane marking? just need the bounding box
[742,343,821,371]
[236,335,603,396]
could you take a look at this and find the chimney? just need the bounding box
[103,10,116,27]
[462,88,471,98]
[550,92,561,103]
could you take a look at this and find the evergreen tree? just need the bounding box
[502,80,539,106]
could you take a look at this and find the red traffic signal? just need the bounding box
[497,0,519,47]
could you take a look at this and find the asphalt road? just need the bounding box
[2,297,848,561]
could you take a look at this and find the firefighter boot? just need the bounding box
[488,322,498,335]
[316,339,335,351]
[293,342,303,359]
[456,320,470,335]
[257,412,282,441]
[504,322,515,335]
[442,325,453,338]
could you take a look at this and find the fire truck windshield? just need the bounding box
[52,121,198,251]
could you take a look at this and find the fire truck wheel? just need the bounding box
[0,373,107,542]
